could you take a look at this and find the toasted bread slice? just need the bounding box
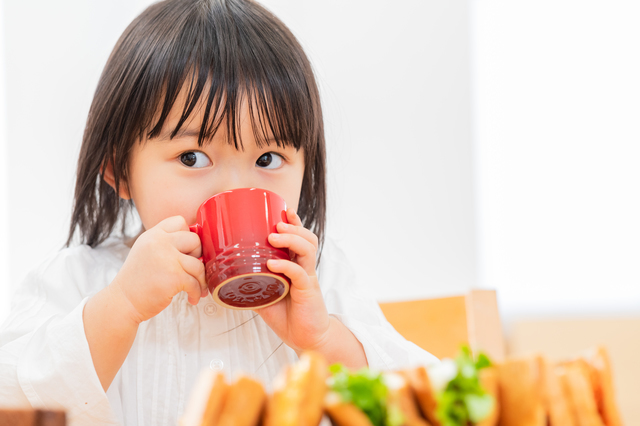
[216,374,266,426]
[264,351,328,426]
[324,391,375,426]
[541,358,577,426]
[180,370,264,426]
[180,369,229,426]
[385,372,430,426]
[496,356,546,426]
[559,360,606,426]
[582,347,624,426]
[401,366,440,426]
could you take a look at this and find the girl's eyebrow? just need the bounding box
[154,127,289,148]
[155,127,201,142]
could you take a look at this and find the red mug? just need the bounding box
[189,188,291,310]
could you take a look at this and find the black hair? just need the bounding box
[67,0,326,250]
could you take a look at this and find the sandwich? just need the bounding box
[324,364,428,426]
[402,346,497,426]
[263,351,329,426]
[557,346,624,426]
[580,346,624,426]
[178,345,624,426]
[558,359,605,426]
[496,346,623,426]
[179,370,266,426]
[496,356,546,426]
[541,357,577,426]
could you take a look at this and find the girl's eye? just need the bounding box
[256,152,284,169]
[180,151,211,168]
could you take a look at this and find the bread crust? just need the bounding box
[263,351,328,426]
[496,357,546,426]
[560,360,606,426]
[388,375,430,426]
[401,366,440,426]
[541,358,577,426]
[582,347,624,426]
[324,392,375,426]
[217,374,266,426]
[179,370,229,426]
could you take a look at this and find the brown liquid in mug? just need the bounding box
[217,275,286,308]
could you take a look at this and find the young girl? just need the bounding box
[0,0,437,424]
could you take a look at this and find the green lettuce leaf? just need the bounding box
[465,393,494,423]
[435,346,494,426]
[328,364,404,426]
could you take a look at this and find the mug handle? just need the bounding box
[189,224,204,263]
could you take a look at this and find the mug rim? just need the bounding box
[195,187,283,212]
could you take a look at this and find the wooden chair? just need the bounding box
[379,289,505,362]
[0,409,66,426]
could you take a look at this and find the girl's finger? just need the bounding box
[183,275,205,305]
[266,259,318,293]
[169,230,202,258]
[179,253,208,298]
[276,221,319,249]
[156,215,190,233]
[286,208,302,227]
[268,233,316,274]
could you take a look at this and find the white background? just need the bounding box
[472,0,640,321]
[0,0,7,322]
[1,0,639,325]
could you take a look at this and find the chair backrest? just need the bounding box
[379,289,505,361]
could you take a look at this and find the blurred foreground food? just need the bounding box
[180,346,623,426]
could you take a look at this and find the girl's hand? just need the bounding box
[112,216,208,324]
[255,208,331,353]
[254,209,365,372]
[256,208,331,353]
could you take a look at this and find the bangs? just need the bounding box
[131,0,317,152]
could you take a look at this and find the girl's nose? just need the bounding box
[209,167,255,195]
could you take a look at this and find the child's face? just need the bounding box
[123,96,305,231]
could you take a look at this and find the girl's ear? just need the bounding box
[101,160,132,200]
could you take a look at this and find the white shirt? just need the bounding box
[0,237,438,425]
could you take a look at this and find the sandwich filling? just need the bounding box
[327,364,405,426]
